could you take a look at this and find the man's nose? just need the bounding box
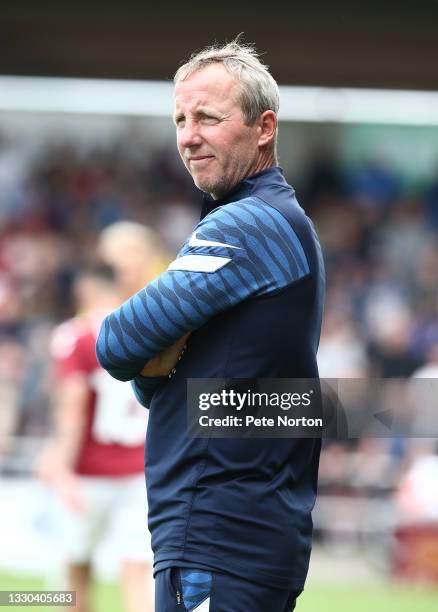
[178,120,202,148]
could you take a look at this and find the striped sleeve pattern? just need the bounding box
[96,197,310,381]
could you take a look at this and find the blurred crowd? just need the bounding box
[0,125,438,531]
[0,128,199,451]
[302,151,438,511]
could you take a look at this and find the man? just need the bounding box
[38,263,153,612]
[97,39,325,612]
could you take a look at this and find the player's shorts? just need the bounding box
[154,567,301,612]
[56,473,152,565]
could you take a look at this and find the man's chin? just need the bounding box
[193,176,215,194]
[193,175,228,198]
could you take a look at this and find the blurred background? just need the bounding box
[1,2,438,611]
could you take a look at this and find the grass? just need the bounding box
[298,584,438,612]
[1,572,438,611]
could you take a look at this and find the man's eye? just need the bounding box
[176,117,185,127]
[202,116,218,124]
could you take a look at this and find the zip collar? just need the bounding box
[200,166,294,220]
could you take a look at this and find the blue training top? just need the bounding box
[96,166,325,590]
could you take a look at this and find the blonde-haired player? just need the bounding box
[39,222,170,612]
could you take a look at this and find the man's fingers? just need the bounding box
[141,333,191,376]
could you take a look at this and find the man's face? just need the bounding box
[174,63,261,199]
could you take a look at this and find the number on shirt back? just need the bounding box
[90,369,147,446]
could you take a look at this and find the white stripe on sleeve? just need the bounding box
[168,255,231,273]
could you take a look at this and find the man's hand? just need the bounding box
[141,333,191,377]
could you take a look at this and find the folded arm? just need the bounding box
[96,198,309,382]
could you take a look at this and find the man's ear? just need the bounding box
[257,110,277,147]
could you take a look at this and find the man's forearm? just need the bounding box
[95,295,182,381]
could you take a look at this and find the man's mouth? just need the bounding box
[188,155,214,163]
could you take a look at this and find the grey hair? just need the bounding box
[174,37,280,127]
